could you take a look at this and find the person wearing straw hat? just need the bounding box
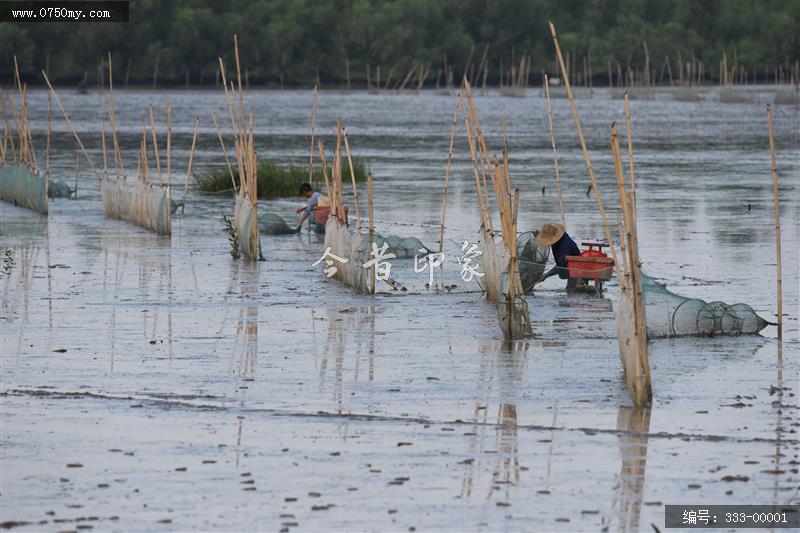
[536,223,580,290]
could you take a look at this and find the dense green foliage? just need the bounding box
[196,159,367,198]
[1,0,797,86]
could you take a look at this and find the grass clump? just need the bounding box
[196,160,367,198]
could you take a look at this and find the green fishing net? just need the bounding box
[516,231,550,292]
[642,273,770,337]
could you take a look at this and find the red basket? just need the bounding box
[314,206,348,226]
[566,250,614,281]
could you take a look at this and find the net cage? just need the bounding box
[369,232,432,259]
[478,229,533,338]
[101,179,171,235]
[516,231,550,292]
[323,217,371,293]
[234,194,261,261]
[0,163,48,214]
[259,213,295,235]
[642,273,770,337]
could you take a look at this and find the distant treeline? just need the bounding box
[1,0,798,87]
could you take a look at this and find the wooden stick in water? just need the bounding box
[107,52,123,177]
[211,111,236,193]
[148,105,162,180]
[100,118,109,179]
[460,90,487,229]
[316,140,332,203]
[0,90,10,162]
[308,85,318,186]
[616,214,629,289]
[766,104,782,338]
[548,22,622,284]
[367,171,375,293]
[624,93,637,221]
[141,111,149,184]
[544,73,565,227]
[184,116,200,197]
[42,70,101,179]
[166,101,173,186]
[438,92,460,253]
[342,127,361,231]
[45,92,51,180]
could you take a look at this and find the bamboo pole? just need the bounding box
[460,89,487,229]
[166,101,173,186]
[316,140,332,202]
[107,52,123,177]
[611,123,651,406]
[616,214,630,289]
[148,105,161,180]
[342,127,361,231]
[184,116,200,197]
[45,93,51,180]
[42,71,101,180]
[438,92,460,253]
[624,93,637,221]
[0,90,10,162]
[367,171,375,293]
[100,118,108,179]
[544,73,565,227]
[548,22,622,284]
[308,85,318,187]
[141,111,149,184]
[766,104,783,338]
[211,111,236,193]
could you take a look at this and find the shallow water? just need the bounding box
[1,86,798,531]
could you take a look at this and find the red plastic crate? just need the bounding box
[566,250,614,281]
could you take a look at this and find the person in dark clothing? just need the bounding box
[536,223,581,290]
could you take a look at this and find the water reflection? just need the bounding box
[98,230,174,370]
[460,340,529,501]
[317,306,377,415]
[233,262,259,379]
[613,406,652,533]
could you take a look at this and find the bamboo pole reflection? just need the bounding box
[318,307,377,415]
[460,340,528,501]
[613,406,652,533]
[234,262,259,378]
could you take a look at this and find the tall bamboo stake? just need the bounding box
[342,127,361,231]
[438,92,460,253]
[211,112,236,193]
[108,52,123,177]
[460,83,488,230]
[45,92,51,180]
[544,73,565,227]
[166,101,173,186]
[611,123,651,406]
[184,116,200,196]
[624,93,637,221]
[100,118,108,178]
[308,85,318,187]
[766,105,782,338]
[548,22,622,284]
[0,90,10,162]
[148,105,161,180]
[42,71,101,180]
[367,171,375,293]
[616,214,629,290]
[316,140,332,202]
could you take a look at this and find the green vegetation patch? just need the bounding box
[195,160,367,199]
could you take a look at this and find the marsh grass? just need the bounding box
[196,160,367,198]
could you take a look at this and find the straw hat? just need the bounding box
[535,223,565,246]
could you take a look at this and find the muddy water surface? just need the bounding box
[1,87,798,531]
